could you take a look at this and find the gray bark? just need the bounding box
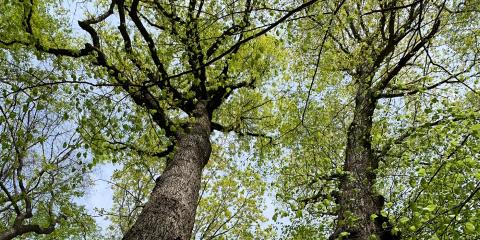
[123,102,212,240]
[331,77,396,240]
[0,224,55,240]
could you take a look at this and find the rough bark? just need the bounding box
[122,101,212,240]
[0,223,55,240]
[331,77,396,240]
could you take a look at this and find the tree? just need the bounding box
[75,93,275,239]
[0,0,320,239]
[2,0,480,239]
[97,140,274,239]
[274,0,480,239]
[192,152,273,240]
[0,50,96,240]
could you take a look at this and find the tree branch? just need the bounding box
[211,121,271,141]
[376,73,461,99]
[167,0,320,80]
[373,18,441,92]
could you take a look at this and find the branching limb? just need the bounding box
[373,18,441,92]
[0,0,95,57]
[206,0,252,58]
[0,223,56,240]
[375,73,462,99]
[106,140,174,159]
[129,0,169,79]
[167,0,320,80]
[211,121,271,141]
[376,115,475,159]
[207,74,256,113]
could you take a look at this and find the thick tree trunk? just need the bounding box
[332,81,393,240]
[123,102,211,240]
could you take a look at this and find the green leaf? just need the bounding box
[465,222,475,233]
[424,204,437,212]
[471,124,480,137]
[272,212,278,222]
[380,210,388,217]
[418,168,426,177]
[400,217,409,224]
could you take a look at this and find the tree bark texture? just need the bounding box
[123,102,212,240]
[332,79,395,240]
[0,222,55,240]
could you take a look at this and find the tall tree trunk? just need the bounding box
[123,102,211,240]
[332,79,392,240]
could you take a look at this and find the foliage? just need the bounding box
[271,0,480,238]
[0,50,97,239]
[1,0,480,239]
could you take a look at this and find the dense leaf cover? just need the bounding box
[1,0,479,239]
